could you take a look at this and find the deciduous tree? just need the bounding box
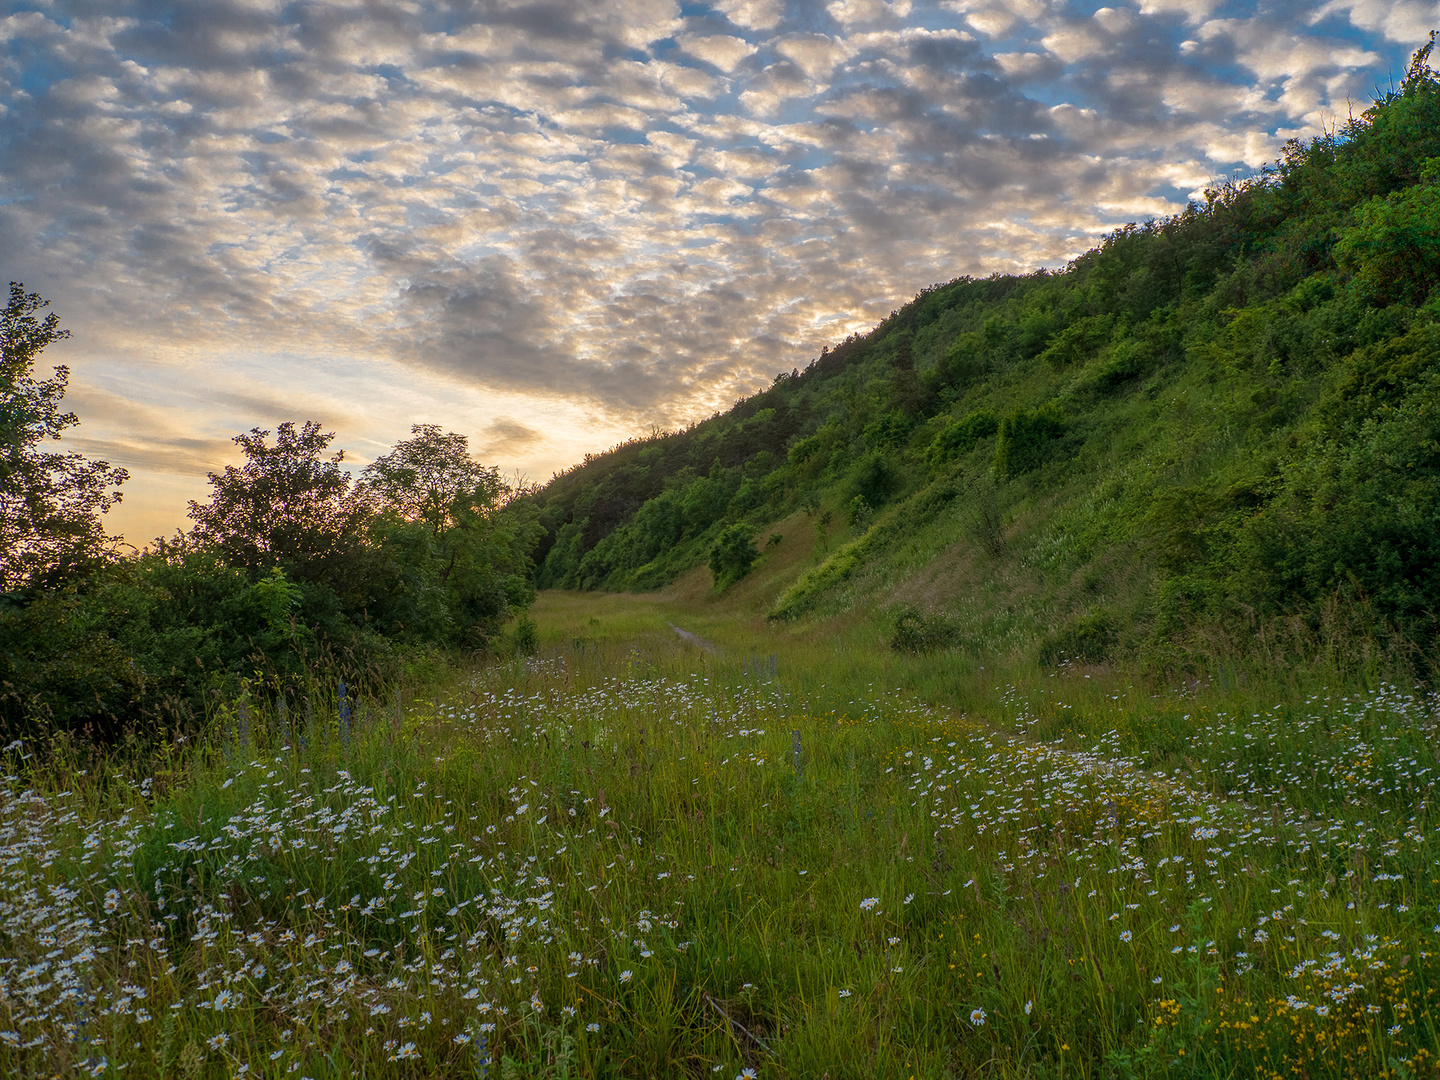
[0,283,127,590]
[187,421,363,584]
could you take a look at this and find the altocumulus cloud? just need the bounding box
[0,0,1434,535]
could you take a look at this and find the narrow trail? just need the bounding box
[668,622,719,654]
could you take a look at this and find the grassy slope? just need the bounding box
[525,70,1440,681]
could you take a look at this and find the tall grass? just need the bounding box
[3,609,1440,1078]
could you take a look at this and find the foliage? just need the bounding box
[708,523,758,590]
[1333,157,1440,307]
[0,283,127,590]
[993,403,1065,476]
[924,408,997,467]
[4,400,538,739]
[888,607,966,653]
[520,40,1440,674]
[187,421,364,587]
[511,614,539,656]
[1037,610,1116,665]
[357,423,506,536]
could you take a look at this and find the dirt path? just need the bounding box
[668,622,719,654]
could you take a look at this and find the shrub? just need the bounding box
[845,451,898,509]
[994,404,1065,476]
[513,615,539,656]
[926,409,999,467]
[889,607,967,653]
[1039,611,1116,665]
[709,524,758,590]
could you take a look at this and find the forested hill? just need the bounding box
[523,41,1440,672]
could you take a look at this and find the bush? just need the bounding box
[1334,159,1440,306]
[513,615,539,656]
[926,409,998,467]
[889,607,967,654]
[994,404,1065,475]
[847,495,873,529]
[1039,611,1116,665]
[845,451,898,509]
[709,524,758,590]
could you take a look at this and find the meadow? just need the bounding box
[3,590,1440,1080]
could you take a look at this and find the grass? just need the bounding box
[4,592,1440,1078]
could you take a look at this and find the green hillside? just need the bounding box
[526,44,1440,676]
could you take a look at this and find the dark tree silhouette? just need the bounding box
[187,421,364,582]
[1,283,127,590]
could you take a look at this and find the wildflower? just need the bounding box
[207,1033,230,1050]
[970,1007,986,1026]
[619,970,633,983]
[586,1023,600,1033]
[212,989,236,1010]
[860,897,879,911]
[103,889,121,914]
[388,1042,420,1061]
[1119,930,1132,943]
[453,1032,472,1046]
[1025,1001,1033,1014]
[888,937,900,946]
[737,1069,757,1080]
[838,989,851,997]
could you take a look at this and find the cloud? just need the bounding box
[677,32,757,73]
[711,0,784,32]
[482,417,544,453]
[0,0,1425,538]
[774,34,853,81]
[827,0,913,29]
[1313,0,1440,45]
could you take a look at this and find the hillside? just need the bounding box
[524,43,1440,677]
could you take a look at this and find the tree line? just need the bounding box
[1,285,539,741]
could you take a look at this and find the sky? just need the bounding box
[2,0,1437,545]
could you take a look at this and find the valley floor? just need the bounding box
[2,590,1438,1078]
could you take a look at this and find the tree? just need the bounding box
[1334,159,1440,307]
[709,523,758,590]
[358,425,538,647]
[187,421,363,583]
[357,424,504,537]
[1,283,127,591]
